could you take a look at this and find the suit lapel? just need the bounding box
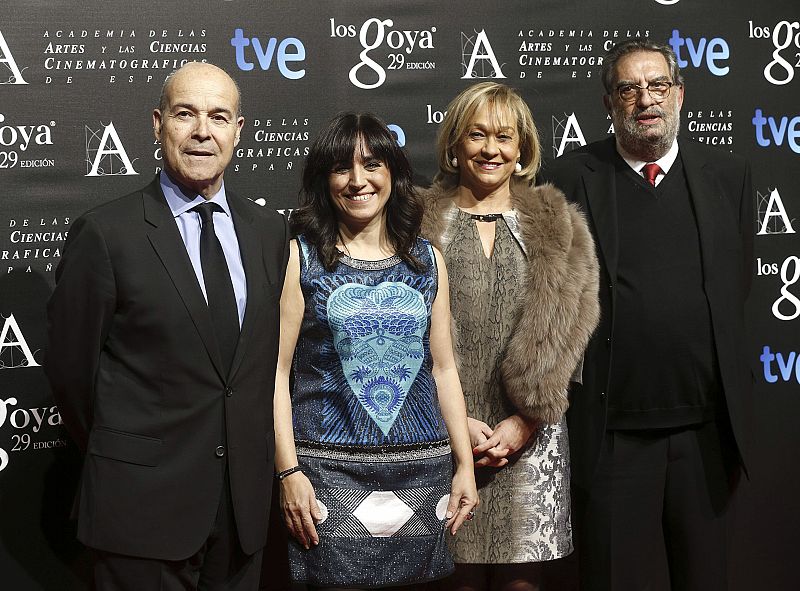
[680,140,716,274]
[227,194,264,381]
[583,139,620,283]
[142,178,227,380]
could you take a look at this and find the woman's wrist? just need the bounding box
[276,465,303,481]
[452,459,474,475]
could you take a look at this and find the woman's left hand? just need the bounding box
[467,417,493,448]
[472,414,538,467]
[445,467,479,535]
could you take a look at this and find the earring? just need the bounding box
[450,157,458,168]
[514,161,522,173]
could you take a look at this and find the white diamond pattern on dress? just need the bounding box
[316,500,329,524]
[435,494,450,520]
[352,490,415,537]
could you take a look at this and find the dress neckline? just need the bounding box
[455,207,515,220]
[337,251,402,270]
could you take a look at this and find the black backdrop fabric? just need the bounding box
[1,1,798,589]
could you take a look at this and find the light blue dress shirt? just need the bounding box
[159,171,247,327]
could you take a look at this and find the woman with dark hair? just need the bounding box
[421,83,599,591]
[273,112,478,590]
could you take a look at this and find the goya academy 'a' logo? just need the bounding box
[757,187,796,235]
[0,30,28,85]
[552,113,587,157]
[85,121,138,176]
[1,314,40,370]
[461,29,505,79]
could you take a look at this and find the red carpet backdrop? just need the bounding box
[1,1,797,588]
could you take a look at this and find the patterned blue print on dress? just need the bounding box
[327,282,427,436]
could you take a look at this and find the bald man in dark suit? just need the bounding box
[46,62,288,590]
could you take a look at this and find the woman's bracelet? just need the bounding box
[277,465,303,481]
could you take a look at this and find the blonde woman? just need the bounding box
[421,83,599,591]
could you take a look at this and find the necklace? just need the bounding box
[469,213,504,222]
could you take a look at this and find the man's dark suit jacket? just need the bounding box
[46,177,289,560]
[540,137,754,492]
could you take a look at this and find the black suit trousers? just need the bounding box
[92,468,263,591]
[575,419,739,591]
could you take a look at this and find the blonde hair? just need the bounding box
[436,82,541,184]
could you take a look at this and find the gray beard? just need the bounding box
[615,111,679,162]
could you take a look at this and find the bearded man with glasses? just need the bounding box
[540,38,754,591]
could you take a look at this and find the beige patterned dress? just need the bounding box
[443,208,572,563]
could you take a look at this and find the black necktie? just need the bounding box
[193,202,240,375]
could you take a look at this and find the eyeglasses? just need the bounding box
[614,81,676,103]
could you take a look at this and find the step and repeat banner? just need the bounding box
[1,1,798,589]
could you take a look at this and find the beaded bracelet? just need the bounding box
[277,465,303,481]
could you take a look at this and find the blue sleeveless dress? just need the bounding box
[289,235,454,587]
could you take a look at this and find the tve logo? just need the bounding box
[752,109,800,154]
[760,346,800,384]
[668,30,730,76]
[230,28,305,79]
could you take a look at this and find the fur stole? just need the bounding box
[420,179,600,424]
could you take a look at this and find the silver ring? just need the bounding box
[466,510,475,520]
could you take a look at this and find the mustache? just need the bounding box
[632,106,667,119]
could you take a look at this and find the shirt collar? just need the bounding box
[159,171,231,218]
[615,137,679,177]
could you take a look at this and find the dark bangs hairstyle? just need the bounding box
[291,112,425,271]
